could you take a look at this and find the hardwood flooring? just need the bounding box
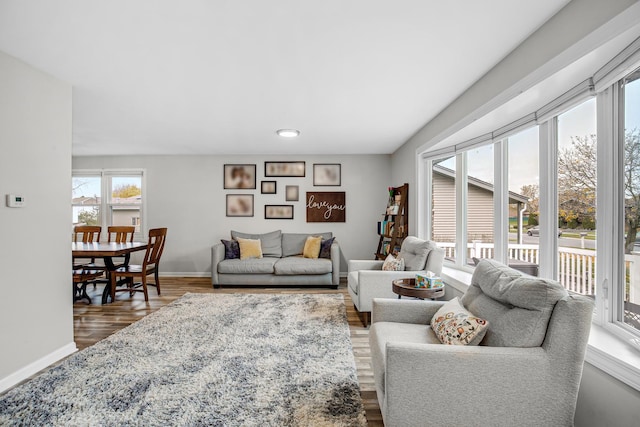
[73,277,384,426]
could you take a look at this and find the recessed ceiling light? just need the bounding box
[276,129,300,138]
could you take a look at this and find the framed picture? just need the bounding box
[285,185,299,201]
[313,163,341,186]
[224,164,256,189]
[265,205,294,219]
[226,194,254,217]
[261,181,277,194]
[306,191,346,222]
[264,161,306,177]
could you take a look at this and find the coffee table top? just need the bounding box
[392,278,445,299]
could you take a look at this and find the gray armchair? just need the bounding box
[369,259,594,426]
[348,236,444,325]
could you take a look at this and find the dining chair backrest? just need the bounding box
[107,226,135,243]
[143,228,167,269]
[74,225,102,243]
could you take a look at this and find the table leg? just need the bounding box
[101,257,116,304]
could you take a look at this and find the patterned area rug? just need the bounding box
[0,293,366,426]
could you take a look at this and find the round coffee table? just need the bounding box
[392,278,445,300]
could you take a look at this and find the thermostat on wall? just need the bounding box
[6,194,26,208]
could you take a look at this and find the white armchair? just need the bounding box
[347,236,444,325]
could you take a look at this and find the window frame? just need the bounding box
[72,169,146,240]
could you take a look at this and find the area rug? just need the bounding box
[0,293,367,426]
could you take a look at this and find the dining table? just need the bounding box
[72,241,148,303]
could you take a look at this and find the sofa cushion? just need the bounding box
[303,236,322,259]
[217,257,278,274]
[282,232,333,257]
[461,259,568,347]
[319,237,335,259]
[220,239,240,259]
[274,257,333,275]
[231,230,282,257]
[431,297,489,345]
[399,236,438,271]
[237,237,263,260]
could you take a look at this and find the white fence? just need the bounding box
[437,241,639,303]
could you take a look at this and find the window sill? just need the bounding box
[441,265,640,392]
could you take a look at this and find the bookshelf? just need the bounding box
[375,183,408,260]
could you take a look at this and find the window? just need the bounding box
[622,67,640,334]
[466,145,494,263]
[431,156,456,262]
[72,170,145,237]
[557,98,597,295]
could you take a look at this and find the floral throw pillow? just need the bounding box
[382,254,405,271]
[431,297,489,345]
[221,239,240,259]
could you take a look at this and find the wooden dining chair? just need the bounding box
[73,225,102,243]
[107,226,135,243]
[72,267,103,304]
[111,227,167,302]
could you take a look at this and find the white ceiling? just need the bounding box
[0,0,571,156]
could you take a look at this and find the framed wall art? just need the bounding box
[261,181,277,194]
[224,164,256,189]
[265,205,294,219]
[313,163,341,186]
[264,161,305,177]
[306,191,346,222]
[226,194,254,217]
[285,185,299,201]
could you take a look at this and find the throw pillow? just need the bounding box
[303,236,322,259]
[221,239,240,259]
[319,237,335,259]
[431,297,489,346]
[382,254,404,271]
[237,237,263,260]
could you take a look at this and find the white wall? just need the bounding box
[72,154,392,275]
[0,50,74,391]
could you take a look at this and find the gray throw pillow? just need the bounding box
[231,230,282,257]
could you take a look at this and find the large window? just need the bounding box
[466,145,494,263]
[431,156,456,262]
[72,170,145,236]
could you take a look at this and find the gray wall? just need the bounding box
[0,50,74,389]
[390,1,640,425]
[72,155,392,275]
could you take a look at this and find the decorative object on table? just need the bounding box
[369,259,594,426]
[265,204,294,219]
[285,185,299,201]
[391,277,445,300]
[223,164,256,189]
[306,191,346,222]
[0,293,366,426]
[226,194,254,217]
[313,163,341,186]
[376,183,408,260]
[261,180,276,194]
[415,271,443,288]
[264,161,306,177]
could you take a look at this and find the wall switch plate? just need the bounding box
[6,194,26,208]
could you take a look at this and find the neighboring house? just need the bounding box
[72,196,141,232]
[431,165,529,243]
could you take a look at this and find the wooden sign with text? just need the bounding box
[306,192,346,222]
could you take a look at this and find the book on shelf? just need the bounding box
[377,221,395,235]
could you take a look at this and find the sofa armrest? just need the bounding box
[348,259,384,272]
[330,241,340,285]
[371,298,444,324]
[211,243,225,286]
[384,343,550,425]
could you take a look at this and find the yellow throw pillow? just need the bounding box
[302,236,322,259]
[237,237,263,260]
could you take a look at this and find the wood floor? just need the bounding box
[73,277,384,426]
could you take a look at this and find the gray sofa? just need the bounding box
[211,230,339,288]
[369,259,594,426]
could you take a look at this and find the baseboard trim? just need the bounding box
[0,342,77,393]
[160,272,211,278]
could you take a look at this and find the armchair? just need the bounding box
[369,259,594,426]
[348,236,444,325]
